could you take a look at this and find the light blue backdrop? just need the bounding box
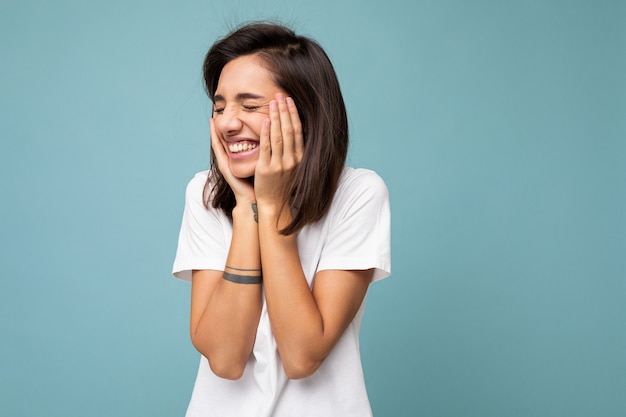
[1,1,624,416]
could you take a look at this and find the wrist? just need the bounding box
[232,203,258,224]
[256,201,293,230]
[254,197,286,212]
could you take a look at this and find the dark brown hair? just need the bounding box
[202,22,349,235]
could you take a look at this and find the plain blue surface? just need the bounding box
[1,1,624,416]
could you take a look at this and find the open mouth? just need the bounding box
[228,142,258,153]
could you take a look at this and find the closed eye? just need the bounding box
[243,105,262,111]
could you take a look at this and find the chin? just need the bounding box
[230,168,256,180]
[233,173,255,181]
[229,161,257,179]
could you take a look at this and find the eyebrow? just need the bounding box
[213,93,265,102]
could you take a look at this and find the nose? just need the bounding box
[214,106,243,134]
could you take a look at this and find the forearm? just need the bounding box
[258,207,327,378]
[191,204,262,379]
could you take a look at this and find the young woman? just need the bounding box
[173,22,391,417]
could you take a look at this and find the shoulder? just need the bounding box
[184,170,211,202]
[185,170,210,194]
[325,167,389,220]
[336,167,389,198]
[180,170,230,228]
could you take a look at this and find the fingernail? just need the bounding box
[270,100,277,110]
[286,97,294,106]
[276,93,285,102]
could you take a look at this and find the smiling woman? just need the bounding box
[211,55,281,179]
[172,22,391,417]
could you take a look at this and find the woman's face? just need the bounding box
[213,54,286,179]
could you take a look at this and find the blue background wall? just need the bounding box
[1,1,624,416]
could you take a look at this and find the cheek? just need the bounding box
[249,113,269,131]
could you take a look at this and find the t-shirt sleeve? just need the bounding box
[172,172,229,282]
[317,169,391,282]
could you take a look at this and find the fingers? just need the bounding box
[210,118,228,165]
[276,95,293,163]
[254,94,302,204]
[269,98,284,163]
[267,94,302,168]
[210,118,235,180]
[212,118,256,202]
[258,118,271,167]
[286,97,304,162]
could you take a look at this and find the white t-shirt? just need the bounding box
[173,167,391,417]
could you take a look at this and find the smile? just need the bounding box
[228,142,258,153]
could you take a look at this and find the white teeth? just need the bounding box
[229,142,258,153]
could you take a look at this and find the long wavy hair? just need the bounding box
[202,22,349,235]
